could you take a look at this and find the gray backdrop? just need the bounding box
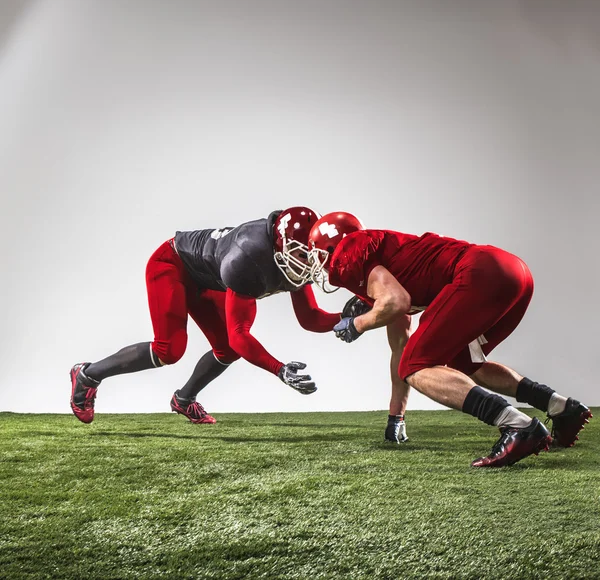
[1,0,599,414]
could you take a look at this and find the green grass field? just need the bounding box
[1,409,598,579]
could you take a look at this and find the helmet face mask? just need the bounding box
[307,246,336,292]
[273,207,319,287]
[274,239,312,287]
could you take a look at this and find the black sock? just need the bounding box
[515,377,555,412]
[462,386,510,426]
[86,342,157,382]
[178,351,233,400]
[80,364,100,386]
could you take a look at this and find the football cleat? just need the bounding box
[384,420,408,443]
[70,363,100,424]
[547,398,593,448]
[170,390,216,424]
[471,417,552,468]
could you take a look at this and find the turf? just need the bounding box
[0,409,598,579]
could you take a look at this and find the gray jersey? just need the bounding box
[173,211,298,298]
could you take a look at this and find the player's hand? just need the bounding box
[333,317,363,343]
[278,361,317,395]
[342,295,372,319]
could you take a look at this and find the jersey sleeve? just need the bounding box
[329,230,385,291]
[290,284,341,332]
[225,289,284,375]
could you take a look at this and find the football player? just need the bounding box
[307,212,592,467]
[70,207,342,424]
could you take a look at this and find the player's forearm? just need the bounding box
[354,265,411,334]
[354,298,409,333]
[297,309,341,333]
[228,332,283,375]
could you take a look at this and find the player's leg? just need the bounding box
[70,240,189,423]
[451,256,592,448]
[447,257,533,398]
[401,246,552,467]
[472,362,592,447]
[384,314,411,443]
[446,256,534,400]
[170,289,240,424]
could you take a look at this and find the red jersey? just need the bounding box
[328,230,472,309]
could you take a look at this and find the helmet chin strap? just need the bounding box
[314,270,340,293]
[307,250,339,293]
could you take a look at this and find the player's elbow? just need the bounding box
[297,319,314,332]
[383,291,411,317]
[296,315,322,333]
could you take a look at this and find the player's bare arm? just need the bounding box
[384,313,412,443]
[352,266,411,334]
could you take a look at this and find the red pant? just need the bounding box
[145,240,240,365]
[399,245,534,380]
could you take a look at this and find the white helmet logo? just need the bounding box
[318,222,339,238]
[277,213,292,237]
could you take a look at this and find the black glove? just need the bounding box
[333,317,363,343]
[342,295,372,319]
[278,361,317,395]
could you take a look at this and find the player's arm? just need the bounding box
[385,313,412,442]
[225,289,316,394]
[225,289,283,374]
[352,266,411,333]
[290,285,341,333]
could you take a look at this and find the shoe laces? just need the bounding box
[544,416,558,439]
[186,401,208,418]
[490,428,512,456]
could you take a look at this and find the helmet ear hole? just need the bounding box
[327,246,334,254]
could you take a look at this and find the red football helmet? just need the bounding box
[273,206,320,287]
[308,211,365,290]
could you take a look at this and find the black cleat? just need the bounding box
[548,398,593,448]
[471,418,552,468]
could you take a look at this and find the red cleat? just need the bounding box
[70,363,99,424]
[548,398,593,448]
[472,418,552,468]
[170,390,216,424]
